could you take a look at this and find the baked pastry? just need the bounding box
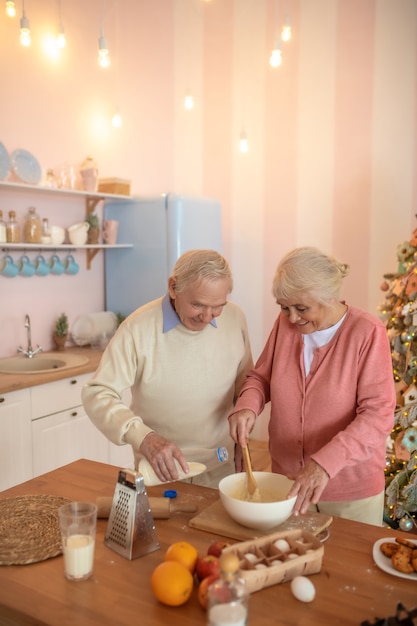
[380,542,398,557]
[391,545,414,574]
[411,548,417,572]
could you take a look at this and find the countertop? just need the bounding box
[0,459,416,626]
[0,346,103,394]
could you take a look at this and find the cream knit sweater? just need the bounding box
[82,296,253,487]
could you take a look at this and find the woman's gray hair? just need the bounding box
[171,249,233,293]
[272,247,350,304]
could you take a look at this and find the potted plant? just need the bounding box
[53,313,68,351]
[86,212,100,244]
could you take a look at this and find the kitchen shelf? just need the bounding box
[0,180,132,203]
[1,243,133,270]
[0,180,134,268]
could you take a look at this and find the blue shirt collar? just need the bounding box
[162,293,217,333]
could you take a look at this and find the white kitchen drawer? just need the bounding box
[31,373,92,420]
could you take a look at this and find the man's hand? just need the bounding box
[139,432,189,483]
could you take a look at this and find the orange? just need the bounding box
[164,540,199,573]
[150,561,194,607]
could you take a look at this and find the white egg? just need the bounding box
[290,576,316,603]
[274,539,290,552]
[244,553,258,563]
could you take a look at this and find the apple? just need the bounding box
[207,541,230,558]
[197,574,220,610]
[195,554,220,582]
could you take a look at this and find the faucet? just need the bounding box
[17,314,43,358]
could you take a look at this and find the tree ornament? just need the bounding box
[399,515,413,531]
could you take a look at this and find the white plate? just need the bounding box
[138,459,207,486]
[372,537,417,581]
[0,142,10,180]
[10,148,41,184]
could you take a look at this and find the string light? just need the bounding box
[239,130,249,154]
[112,110,122,128]
[56,0,66,48]
[98,0,110,67]
[269,40,282,68]
[19,0,30,47]
[184,90,194,110]
[281,15,291,42]
[5,1,16,17]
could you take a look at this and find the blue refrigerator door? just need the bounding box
[104,193,222,317]
[165,193,222,274]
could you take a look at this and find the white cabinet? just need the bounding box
[0,388,32,490]
[31,374,109,476]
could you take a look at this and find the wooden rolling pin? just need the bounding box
[96,496,198,519]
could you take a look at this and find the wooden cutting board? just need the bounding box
[189,499,333,541]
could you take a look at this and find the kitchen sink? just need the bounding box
[0,352,89,374]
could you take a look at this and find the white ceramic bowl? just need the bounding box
[50,225,65,245]
[219,471,296,531]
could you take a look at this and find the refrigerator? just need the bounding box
[104,193,223,317]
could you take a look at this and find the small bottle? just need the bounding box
[0,210,6,243]
[45,168,58,188]
[207,552,249,626]
[6,210,20,243]
[23,206,42,243]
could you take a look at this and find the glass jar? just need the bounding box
[45,168,58,188]
[6,210,20,243]
[0,210,6,243]
[207,552,249,626]
[23,206,41,243]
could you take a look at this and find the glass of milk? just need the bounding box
[58,502,98,581]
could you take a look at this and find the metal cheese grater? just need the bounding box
[104,468,160,560]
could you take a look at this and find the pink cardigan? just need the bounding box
[232,306,396,501]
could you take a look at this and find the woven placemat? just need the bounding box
[0,494,71,566]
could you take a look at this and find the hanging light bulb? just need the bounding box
[19,0,30,46]
[5,1,16,17]
[98,35,110,67]
[98,0,110,67]
[184,90,194,110]
[239,130,249,154]
[269,41,282,68]
[281,15,292,42]
[112,110,122,128]
[56,0,66,48]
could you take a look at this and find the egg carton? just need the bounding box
[222,528,324,593]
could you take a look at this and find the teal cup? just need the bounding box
[64,254,79,275]
[49,254,65,275]
[0,254,19,278]
[35,254,50,276]
[18,255,36,277]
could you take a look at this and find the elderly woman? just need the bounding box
[229,247,395,525]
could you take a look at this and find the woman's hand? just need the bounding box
[286,460,330,515]
[139,432,188,483]
[228,409,256,447]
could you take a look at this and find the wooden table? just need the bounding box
[0,460,416,626]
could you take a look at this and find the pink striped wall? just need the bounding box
[333,0,375,308]
[0,0,416,363]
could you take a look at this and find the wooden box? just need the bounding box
[98,177,131,196]
[222,528,324,593]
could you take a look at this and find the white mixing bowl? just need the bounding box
[219,471,296,531]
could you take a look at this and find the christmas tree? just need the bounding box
[379,229,417,532]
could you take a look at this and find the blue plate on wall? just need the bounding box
[0,142,10,180]
[10,148,41,184]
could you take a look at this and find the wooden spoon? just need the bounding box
[242,445,260,500]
